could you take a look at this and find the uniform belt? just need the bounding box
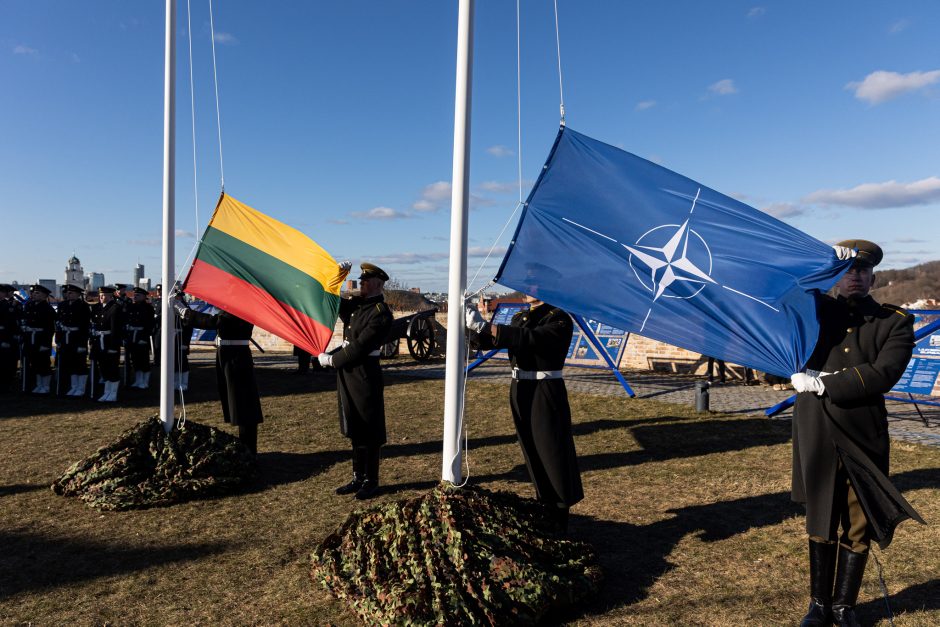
[24,326,44,332]
[127,326,145,331]
[92,330,111,336]
[61,326,80,344]
[216,339,250,346]
[511,368,563,380]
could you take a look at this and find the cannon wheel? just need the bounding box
[380,339,400,358]
[407,316,435,361]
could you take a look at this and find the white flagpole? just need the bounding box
[159,0,177,432]
[441,0,474,483]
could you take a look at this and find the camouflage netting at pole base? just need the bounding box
[311,482,603,625]
[51,416,256,511]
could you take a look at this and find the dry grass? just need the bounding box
[1,361,937,626]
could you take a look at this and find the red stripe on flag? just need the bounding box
[185,259,335,355]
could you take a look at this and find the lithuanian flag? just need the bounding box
[182,193,347,355]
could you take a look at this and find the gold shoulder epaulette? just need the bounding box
[881,303,910,317]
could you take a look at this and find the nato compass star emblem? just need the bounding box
[562,188,778,332]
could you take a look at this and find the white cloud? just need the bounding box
[468,246,507,257]
[372,252,447,265]
[486,145,514,158]
[846,69,940,104]
[412,181,451,212]
[888,19,910,34]
[635,100,656,111]
[175,229,195,238]
[13,44,38,55]
[351,206,411,220]
[478,180,523,194]
[747,7,766,18]
[213,32,239,45]
[708,79,738,96]
[762,202,807,218]
[369,246,507,266]
[802,176,940,209]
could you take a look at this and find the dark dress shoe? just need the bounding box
[354,480,379,500]
[335,477,364,495]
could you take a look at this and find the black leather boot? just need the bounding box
[831,546,868,627]
[238,422,258,454]
[335,447,366,495]
[355,446,381,500]
[800,540,836,626]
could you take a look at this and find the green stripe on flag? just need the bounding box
[196,227,340,328]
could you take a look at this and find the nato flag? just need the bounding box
[495,127,851,378]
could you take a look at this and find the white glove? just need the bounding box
[833,245,857,261]
[317,352,333,368]
[790,372,826,396]
[337,260,352,274]
[173,300,191,320]
[465,306,487,333]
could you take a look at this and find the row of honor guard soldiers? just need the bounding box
[0,282,193,401]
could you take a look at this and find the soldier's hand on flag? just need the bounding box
[832,245,857,261]
[465,306,487,333]
[173,300,191,321]
[337,260,352,274]
[317,352,333,368]
[790,372,826,396]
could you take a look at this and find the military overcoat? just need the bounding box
[473,303,584,508]
[56,298,91,377]
[331,294,393,445]
[188,310,263,427]
[22,298,56,378]
[90,299,123,382]
[0,296,22,390]
[792,294,924,548]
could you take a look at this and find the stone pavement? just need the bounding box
[379,358,940,448]
[202,350,940,448]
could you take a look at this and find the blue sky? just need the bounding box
[2,1,938,293]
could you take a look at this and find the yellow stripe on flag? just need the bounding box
[208,194,344,296]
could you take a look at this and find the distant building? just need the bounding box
[38,279,57,295]
[409,287,421,293]
[345,279,358,291]
[133,264,145,287]
[64,255,84,288]
[139,277,152,290]
[87,272,105,291]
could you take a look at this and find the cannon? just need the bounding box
[380,308,438,361]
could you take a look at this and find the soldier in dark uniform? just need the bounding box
[115,284,132,385]
[56,284,91,397]
[22,284,56,394]
[465,292,583,532]
[790,240,924,627]
[90,286,123,402]
[0,284,23,393]
[153,284,194,392]
[318,261,393,500]
[176,298,263,453]
[124,287,155,390]
[292,345,312,374]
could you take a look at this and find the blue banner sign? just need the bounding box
[892,315,940,396]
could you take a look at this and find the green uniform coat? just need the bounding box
[332,294,393,445]
[792,294,924,548]
[188,310,263,427]
[473,303,584,508]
